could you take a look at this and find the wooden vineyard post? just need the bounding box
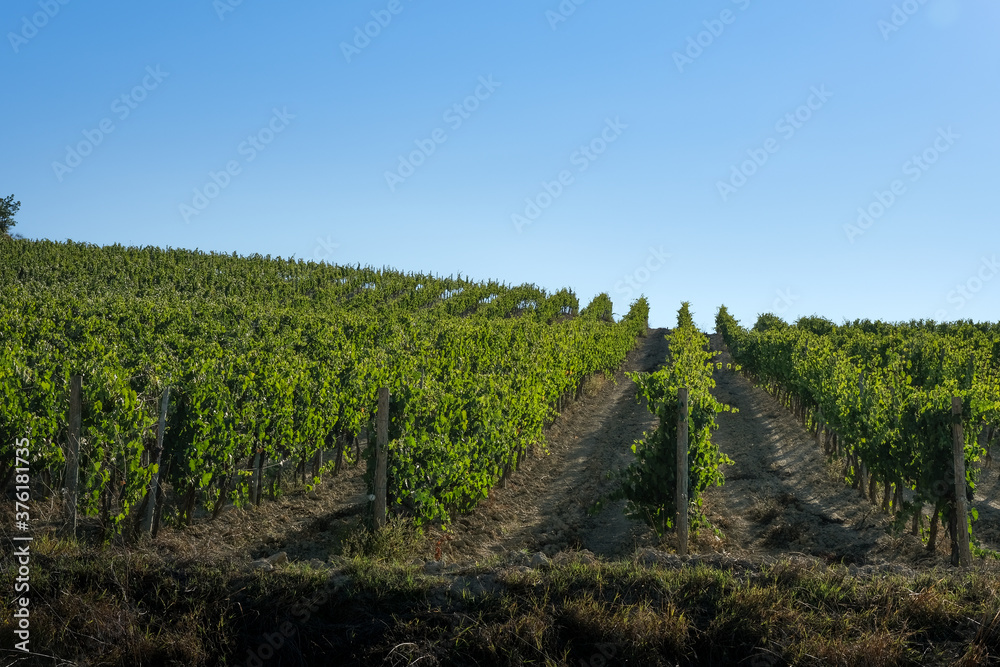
[99,458,111,529]
[65,375,83,538]
[179,482,194,526]
[334,433,345,475]
[676,387,689,556]
[254,452,265,506]
[142,386,170,538]
[152,459,170,539]
[374,386,389,530]
[952,397,972,567]
[312,449,322,482]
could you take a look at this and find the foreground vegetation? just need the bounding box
[2,524,998,666]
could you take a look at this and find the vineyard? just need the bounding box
[0,238,648,536]
[6,239,1000,664]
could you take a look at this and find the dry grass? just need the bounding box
[5,469,1000,667]
[4,546,1000,665]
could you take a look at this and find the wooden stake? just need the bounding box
[676,387,689,556]
[182,482,197,526]
[100,461,111,531]
[210,462,232,521]
[142,387,170,538]
[952,397,972,567]
[254,452,265,506]
[312,449,322,482]
[65,375,83,538]
[152,459,170,538]
[374,387,389,530]
[334,433,345,475]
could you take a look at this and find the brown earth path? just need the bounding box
[431,328,669,564]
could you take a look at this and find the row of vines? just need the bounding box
[608,303,735,536]
[0,239,649,536]
[715,307,1000,564]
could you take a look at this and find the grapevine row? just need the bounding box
[0,239,649,534]
[715,306,1000,562]
[608,303,735,536]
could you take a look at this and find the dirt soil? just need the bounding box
[427,328,669,563]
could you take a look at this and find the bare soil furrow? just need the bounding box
[432,329,669,563]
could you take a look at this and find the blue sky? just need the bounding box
[2,0,997,329]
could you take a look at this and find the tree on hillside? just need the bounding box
[677,301,696,330]
[1,195,20,237]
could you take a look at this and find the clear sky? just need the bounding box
[3,0,997,329]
